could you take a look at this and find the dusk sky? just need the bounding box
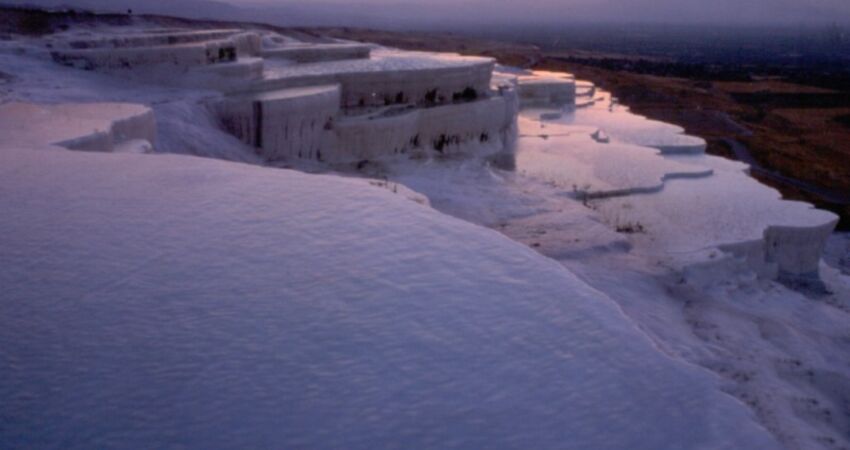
[237,0,850,25]
[7,0,850,25]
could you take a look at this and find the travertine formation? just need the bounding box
[514,83,838,283]
[37,25,840,283]
[0,102,156,153]
[49,27,517,165]
[516,70,577,107]
[51,29,261,70]
[216,85,341,161]
[261,43,372,63]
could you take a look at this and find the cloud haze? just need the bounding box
[240,0,850,25]
[6,0,850,26]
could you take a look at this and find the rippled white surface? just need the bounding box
[0,144,778,449]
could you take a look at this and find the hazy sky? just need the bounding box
[236,0,850,25]
[9,0,850,25]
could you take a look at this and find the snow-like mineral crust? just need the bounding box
[563,90,708,154]
[509,79,839,280]
[517,115,712,197]
[215,84,341,161]
[256,48,495,108]
[516,70,577,107]
[261,43,372,63]
[0,141,779,450]
[0,101,156,152]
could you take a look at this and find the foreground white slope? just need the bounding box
[0,143,778,449]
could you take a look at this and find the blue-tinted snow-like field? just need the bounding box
[0,145,778,449]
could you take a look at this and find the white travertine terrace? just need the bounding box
[191,57,265,81]
[517,116,712,198]
[512,76,838,282]
[565,90,708,154]
[216,85,341,162]
[222,45,506,163]
[51,30,261,71]
[0,102,156,152]
[576,80,596,97]
[333,94,518,163]
[47,28,507,164]
[60,29,244,49]
[37,26,839,283]
[515,70,577,107]
[261,43,372,63]
[254,49,496,108]
[226,45,509,163]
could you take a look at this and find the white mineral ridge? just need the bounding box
[516,70,577,107]
[517,115,711,196]
[564,91,707,154]
[263,47,493,78]
[0,102,156,151]
[261,42,372,63]
[596,158,839,257]
[514,98,837,276]
[0,145,778,449]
